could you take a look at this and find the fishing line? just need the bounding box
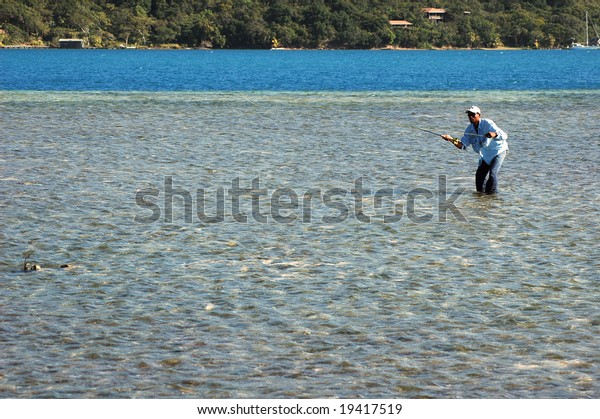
[344,108,486,139]
[340,109,482,169]
[392,122,485,138]
[381,119,485,166]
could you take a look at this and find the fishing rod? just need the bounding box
[345,109,487,138]
[407,125,486,138]
[413,127,444,137]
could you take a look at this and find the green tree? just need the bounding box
[179,11,225,48]
[108,4,155,45]
[0,0,50,42]
[499,5,546,47]
[303,0,335,47]
[1,0,599,49]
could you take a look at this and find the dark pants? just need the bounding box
[476,151,506,194]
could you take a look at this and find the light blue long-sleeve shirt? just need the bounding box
[460,118,508,164]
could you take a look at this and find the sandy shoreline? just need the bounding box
[0,44,535,51]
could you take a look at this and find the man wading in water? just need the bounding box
[442,106,508,195]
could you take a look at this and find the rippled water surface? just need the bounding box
[1,89,599,398]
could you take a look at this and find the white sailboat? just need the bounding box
[571,12,600,49]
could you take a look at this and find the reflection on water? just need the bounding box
[1,91,599,398]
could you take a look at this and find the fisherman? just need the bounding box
[442,106,508,194]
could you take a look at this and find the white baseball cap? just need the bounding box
[466,106,481,114]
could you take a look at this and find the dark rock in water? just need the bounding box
[22,262,75,271]
[23,262,42,271]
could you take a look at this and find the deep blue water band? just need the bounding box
[2,49,599,91]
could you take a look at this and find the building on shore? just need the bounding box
[389,20,413,28]
[423,8,446,22]
[59,39,85,49]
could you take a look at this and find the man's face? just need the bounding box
[467,112,480,124]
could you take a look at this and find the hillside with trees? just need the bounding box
[1,0,599,49]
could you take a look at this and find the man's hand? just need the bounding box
[441,134,462,149]
[485,131,497,138]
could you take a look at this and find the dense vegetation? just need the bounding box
[1,0,599,49]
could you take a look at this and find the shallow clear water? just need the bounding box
[1,88,599,398]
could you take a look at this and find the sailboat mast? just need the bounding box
[586,11,589,47]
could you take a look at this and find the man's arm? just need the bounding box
[483,119,507,140]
